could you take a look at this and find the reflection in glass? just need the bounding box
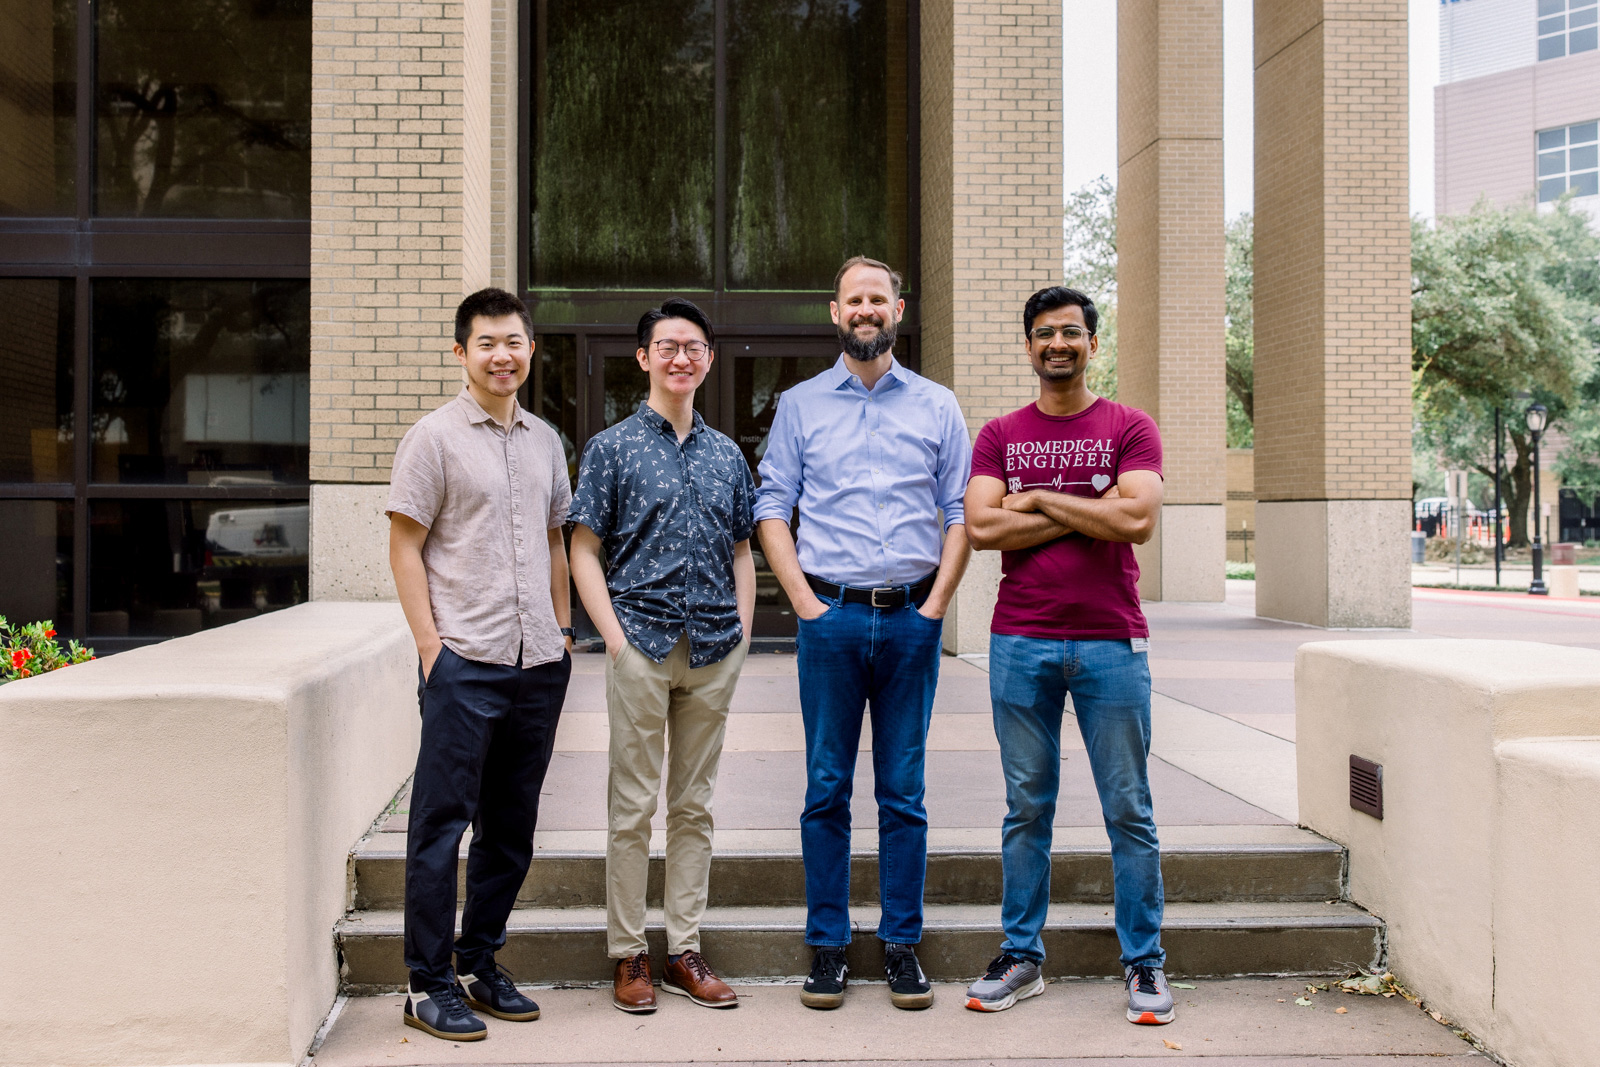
[533,334,579,482]
[0,0,75,215]
[89,498,306,637]
[91,279,311,484]
[95,0,311,218]
[0,501,72,632]
[734,354,833,636]
[604,355,652,428]
[727,0,909,289]
[0,279,74,483]
[733,354,834,476]
[530,0,713,288]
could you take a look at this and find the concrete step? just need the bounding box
[349,825,1343,910]
[335,900,1381,992]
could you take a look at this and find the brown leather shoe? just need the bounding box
[612,953,656,1013]
[662,950,738,1008]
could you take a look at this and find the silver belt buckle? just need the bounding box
[870,586,896,609]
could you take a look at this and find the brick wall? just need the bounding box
[310,0,492,482]
[1254,0,1412,502]
[920,0,1063,435]
[1116,0,1226,508]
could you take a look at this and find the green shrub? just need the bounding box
[0,616,94,684]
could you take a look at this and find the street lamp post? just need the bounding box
[1527,403,1548,596]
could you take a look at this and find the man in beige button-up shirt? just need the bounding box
[386,288,573,1042]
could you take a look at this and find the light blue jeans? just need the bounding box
[989,634,1165,967]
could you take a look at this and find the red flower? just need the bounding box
[43,629,55,638]
[9,650,26,669]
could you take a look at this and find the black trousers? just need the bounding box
[404,645,570,990]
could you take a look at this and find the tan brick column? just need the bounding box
[1253,0,1412,627]
[921,0,1063,653]
[1116,0,1227,603]
[308,0,495,599]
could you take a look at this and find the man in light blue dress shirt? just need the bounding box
[755,255,972,1011]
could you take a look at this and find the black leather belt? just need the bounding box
[804,571,937,610]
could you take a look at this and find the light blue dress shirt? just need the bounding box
[753,355,971,587]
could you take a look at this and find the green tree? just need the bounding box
[1411,199,1599,545]
[1224,213,1253,448]
[1063,176,1117,398]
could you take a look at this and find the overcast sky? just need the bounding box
[1062,0,1441,221]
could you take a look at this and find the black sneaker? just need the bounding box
[801,946,849,1009]
[403,983,487,1041]
[461,963,541,1021]
[884,943,933,1010]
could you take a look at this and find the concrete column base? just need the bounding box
[309,483,396,601]
[1134,504,1225,602]
[944,548,1000,655]
[1256,499,1411,628]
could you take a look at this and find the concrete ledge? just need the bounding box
[1493,737,1600,1067]
[1296,638,1600,1066]
[0,602,418,1067]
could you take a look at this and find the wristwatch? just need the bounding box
[559,627,575,637]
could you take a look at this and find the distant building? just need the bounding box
[1436,0,1600,220]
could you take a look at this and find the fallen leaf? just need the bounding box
[1429,1010,1448,1024]
[1162,1039,1183,1050]
[1295,997,1315,1007]
[399,1038,408,1044]
[1335,1006,1348,1014]
[1172,982,1197,989]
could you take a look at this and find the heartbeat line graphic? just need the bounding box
[1022,477,1095,490]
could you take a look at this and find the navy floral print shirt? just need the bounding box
[569,401,756,667]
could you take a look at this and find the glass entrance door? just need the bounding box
[724,338,838,638]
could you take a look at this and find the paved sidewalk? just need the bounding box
[313,976,1482,1067]
[317,580,1597,1064]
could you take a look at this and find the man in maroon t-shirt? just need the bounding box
[959,286,1174,1025]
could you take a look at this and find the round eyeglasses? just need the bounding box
[651,339,711,361]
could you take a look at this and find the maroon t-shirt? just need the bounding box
[970,398,1163,640]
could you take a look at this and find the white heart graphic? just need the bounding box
[1091,474,1111,493]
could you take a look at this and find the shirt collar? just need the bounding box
[456,387,534,429]
[829,353,910,393]
[634,399,705,439]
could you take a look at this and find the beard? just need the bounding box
[837,314,897,362]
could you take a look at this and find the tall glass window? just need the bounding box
[0,0,76,215]
[1538,121,1600,202]
[0,0,311,649]
[95,0,312,218]
[727,0,909,289]
[0,280,74,483]
[528,0,911,293]
[530,0,715,288]
[90,279,311,485]
[1539,0,1599,61]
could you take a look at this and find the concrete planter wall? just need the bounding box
[0,602,418,1067]
[1296,638,1600,1067]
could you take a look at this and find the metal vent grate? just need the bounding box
[1349,755,1383,819]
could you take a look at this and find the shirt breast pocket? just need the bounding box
[693,470,738,526]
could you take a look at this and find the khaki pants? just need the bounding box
[605,635,748,958]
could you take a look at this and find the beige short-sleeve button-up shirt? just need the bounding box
[386,389,572,667]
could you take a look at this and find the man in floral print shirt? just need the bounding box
[569,298,756,1016]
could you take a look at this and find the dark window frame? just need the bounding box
[0,0,312,649]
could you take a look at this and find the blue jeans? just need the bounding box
[797,594,943,946]
[989,634,1164,968]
